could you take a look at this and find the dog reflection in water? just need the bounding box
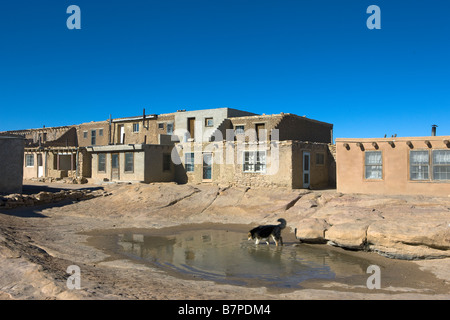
[248,218,286,246]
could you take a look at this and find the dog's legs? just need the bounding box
[255,238,260,245]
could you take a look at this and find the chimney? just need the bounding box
[432,124,438,136]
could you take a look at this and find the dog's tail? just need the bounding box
[277,218,287,229]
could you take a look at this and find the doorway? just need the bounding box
[203,153,212,180]
[118,125,125,144]
[187,118,195,141]
[37,154,44,178]
[303,152,310,188]
[111,153,120,180]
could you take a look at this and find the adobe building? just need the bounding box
[0,135,24,194]
[173,111,335,189]
[336,135,450,196]
[89,144,174,183]
[175,140,334,189]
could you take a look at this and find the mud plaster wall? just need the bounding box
[0,137,24,194]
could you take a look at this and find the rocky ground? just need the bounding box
[0,181,449,300]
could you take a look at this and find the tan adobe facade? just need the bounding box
[89,144,174,184]
[174,140,335,189]
[3,107,335,189]
[336,136,450,196]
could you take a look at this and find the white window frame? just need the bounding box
[432,150,450,181]
[364,151,382,180]
[243,151,266,173]
[410,150,430,181]
[132,123,139,133]
[25,154,34,167]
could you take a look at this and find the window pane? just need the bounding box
[235,126,244,135]
[433,150,450,165]
[125,153,134,172]
[365,165,382,179]
[185,153,194,172]
[26,154,34,167]
[365,151,382,165]
[410,151,429,164]
[433,165,450,180]
[98,154,106,172]
[410,165,429,180]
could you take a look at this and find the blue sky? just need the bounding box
[1,0,449,140]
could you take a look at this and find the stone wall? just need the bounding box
[0,136,24,194]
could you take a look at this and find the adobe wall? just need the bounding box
[174,141,333,189]
[336,136,450,196]
[111,114,175,145]
[277,114,333,143]
[0,137,24,194]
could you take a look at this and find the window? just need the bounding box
[163,154,171,171]
[98,154,106,172]
[365,151,382,179]
[133,123,139,133]
[91,130,96,145]
[158,123,164,130]
[25,154,34,167]
[203,153,212,179]
[185,153,194,172]
[166,123,173,135]
[124,153,134,172]
[99,129,103,136]
[235,125,245,135]
[410,150,429,180]
[205,118,214,127]
[243,151,266,173]
[83,131,88,139]
[316,153,325,165]
[432,150,450,180]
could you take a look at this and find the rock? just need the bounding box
[325,222,370,249]
[295,218,329,243]
[35,192,52,202]
[367,219,450,259]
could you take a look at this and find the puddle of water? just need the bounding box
[85,224,380,290]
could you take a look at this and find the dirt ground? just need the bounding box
[0,181,449,300]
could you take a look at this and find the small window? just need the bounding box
[166,123,173,135]
[235,125,245,135]
[158,123,164,130]
[410,150,429,180]
[91,130,96,145]
[243,151,266,173]
[98,154,106,172]
[99,129,103,136]
[432,150,450,180]
[316,153,325,165]
[205,118,214,127]
[25,154,34,167]
[133,123,139,133]
[163,154,171,171]
[185,153,194,172]
[125,153,134,172]
[365,151,382,180]
[83,131,88,139]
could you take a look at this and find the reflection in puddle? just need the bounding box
[111,228,366,289]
